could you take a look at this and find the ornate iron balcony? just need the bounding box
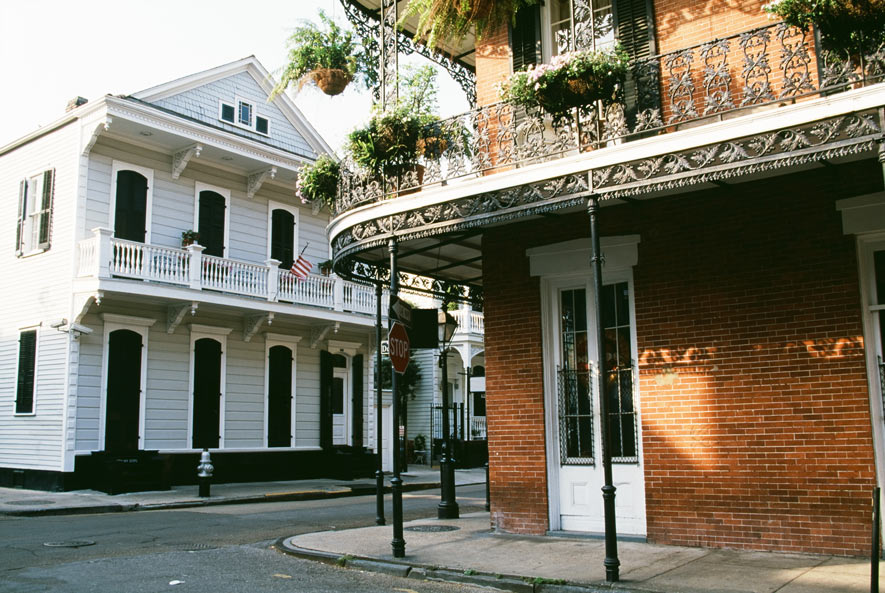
[335,23,885,215]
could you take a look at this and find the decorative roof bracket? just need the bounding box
[246,166,277,199]
[172,144,202,180]
[167,302,198,334]
[244,312,274,342]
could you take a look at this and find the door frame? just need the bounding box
[193,182,231,258]
[187,324,231,450]
[109,160,153,244]
[264,333,302,448]
[333,362,350,446]
[98,313,156,452]
[529,235,643,532]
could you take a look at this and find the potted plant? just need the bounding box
[180,230,200,247]
[499,47,629,123]
[764,0,885,53]
[296,154,340,213]
[318,259,334,276]
[346,65,456,178]
[400,0,540,48]
[271,11,373,98]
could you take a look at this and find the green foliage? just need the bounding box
[180,229,199,245]
[463,569,477,576]
[527,577,567,585]
[271,11,373,98]
[499,47,629,123]
[336,553,352,567]
[764,0,885,52]
[380,355,422,400]
[346,65,469,175]
[400,0,540,49]
[295,154,340,210]
[413,433,427,451]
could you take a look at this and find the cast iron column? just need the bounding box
[375,281,385,526]
[389,237,405,557]
[438,340,459,519]
[589,194,620,582]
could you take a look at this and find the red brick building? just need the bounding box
[334,0,885,557]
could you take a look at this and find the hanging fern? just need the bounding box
[399,0,540,49]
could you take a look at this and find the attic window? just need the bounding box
[218,98,269,136]
[220,103,235,123]
[255,116,269,135]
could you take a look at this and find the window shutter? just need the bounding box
[16,179,27,254]
[511,4,541,72]
[320,350,333,451]
[352,354,364,447]
[613,0,659,128]
[38,169,55,249]
[16,330,37,414]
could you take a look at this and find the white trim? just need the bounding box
[13,326,40,417]
[837,192,885,235]
[327,340,362,357]
[265,336,300,448]
[98,318,152,450]
[188,326,229,450]
[109,161,154,244]
[858,233,885,513]
[267,200,300,263]
[193,182,231,258]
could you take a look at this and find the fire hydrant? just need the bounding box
[197,449,214,497]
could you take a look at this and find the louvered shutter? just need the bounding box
[16,330,37,414]
[270,209,295,269]
[352,354,364,448]
[320,350,333,451]
[613,0,659,127]
[16,179,27,254]
[38,169,55,249]
[511,4,541,72]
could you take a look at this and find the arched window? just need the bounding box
[114,170,148,243]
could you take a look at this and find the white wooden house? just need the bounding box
[0,57,381,492]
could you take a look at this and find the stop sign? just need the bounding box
[388,321,410,374]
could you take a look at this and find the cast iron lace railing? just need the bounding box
[335,22,885,215]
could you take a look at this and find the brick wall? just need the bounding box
[482,159,880,554]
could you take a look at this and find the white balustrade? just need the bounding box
[77,232,409,321]
[451,308,485,336]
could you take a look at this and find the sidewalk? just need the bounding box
[279,513,878,593]
[0,466,486,517]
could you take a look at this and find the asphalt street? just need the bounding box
[0,484,488,592]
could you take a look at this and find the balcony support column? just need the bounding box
[187,244,205,290]
[333,276,345,311]
[93,227,114,279]
[265,258,281,302]
[588,194,620,582]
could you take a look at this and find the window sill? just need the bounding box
[17,247,49,259]
[13,412,36,417]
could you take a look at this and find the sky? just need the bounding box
[0,0,468,152]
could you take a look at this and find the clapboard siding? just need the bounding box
[0,123,80,471]
[150,71,316,159]
[86,137,323,266]
[408,348,437,441]
[295,345,321,448]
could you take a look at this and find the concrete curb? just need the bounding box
[0,480,482,518]
[275,536,636,593]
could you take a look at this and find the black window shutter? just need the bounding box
[38,169,54,248]
[511,3,541,72]
[198,191,226,257]
[270,209,295,269]
[612,0,660,127]
[16,330,37,414]
[16,179,26,253]
[320,350,333,451]
[351,354,363,448]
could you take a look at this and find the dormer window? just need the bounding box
[218,98,270,136]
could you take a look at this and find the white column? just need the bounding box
[333,275,345,311]
[93,227,114,278]
[187,243,205,290]
[265,259,281,301]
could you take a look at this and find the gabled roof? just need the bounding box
[130,55,333,157]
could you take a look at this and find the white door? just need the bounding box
[332,367,349,445]
[550,278,646,535]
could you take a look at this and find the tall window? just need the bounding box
[559,288,593,463]
[197,189,226,257]
[270,208,295,269]
[545,0,615,57]
[16,169,55,255]
[601,282,637,461]
[114,170,148,243]
[15,330,37,414]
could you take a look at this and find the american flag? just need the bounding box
[290,254,312,280]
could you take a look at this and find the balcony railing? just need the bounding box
[450,308,484,336]
[77,228,376,315]
[336,23,885,214]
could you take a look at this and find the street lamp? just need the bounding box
[437,309,459,519]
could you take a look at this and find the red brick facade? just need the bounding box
[483,161,879,555]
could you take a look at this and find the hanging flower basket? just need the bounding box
[499,47,629,121]
[301,68,354,96]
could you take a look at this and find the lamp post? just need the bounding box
[437,309,460,519]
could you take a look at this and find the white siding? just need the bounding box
[408,348,437,441]
[0,123,80,472]
[150,71,316,158]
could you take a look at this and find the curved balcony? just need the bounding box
[329,23,885,294]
